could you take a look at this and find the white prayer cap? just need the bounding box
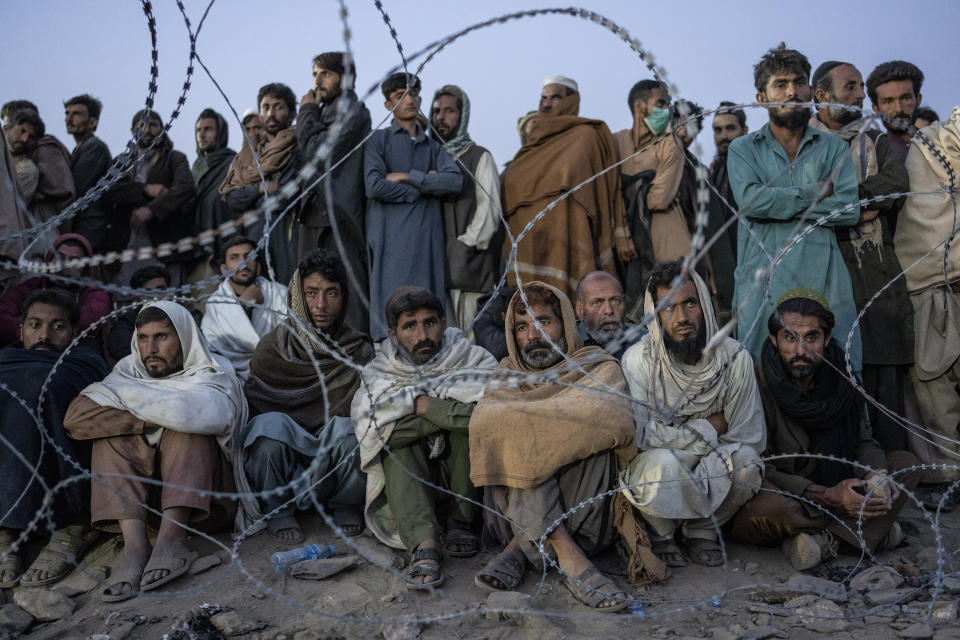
[242,108,258,119]
[543,75,578,92]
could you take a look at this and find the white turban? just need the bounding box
[543,75,578,92]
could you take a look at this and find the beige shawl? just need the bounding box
[219,128,297,197]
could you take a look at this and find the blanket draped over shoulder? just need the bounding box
[78,301,248,451]
[469,281,636,489]
[351,327,497,548]
[219,128,298,197]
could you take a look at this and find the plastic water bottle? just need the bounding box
[270,544,336,574]
[628,601,646,619]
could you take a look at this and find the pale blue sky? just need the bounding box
[3,0,958,167]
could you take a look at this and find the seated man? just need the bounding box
[104,265,174,364]
[352,287,497,590]
[470,282,636,612]
[730,290,920,570]
[575,271,645,359]
[236,250,375,542]
[618,261,765,567]
[472,284,516,361]
[64,301,245,601]
[0,290,107,588]
[202,235,288,380]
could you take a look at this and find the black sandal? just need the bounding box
[405,546,444,591]
[475,548,526,593]
[444,528,479,558]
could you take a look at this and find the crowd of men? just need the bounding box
[0,43,958,612]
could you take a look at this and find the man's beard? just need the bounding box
[520,334,567,369]
[769,104,811,131]
[827,99,861,126]
[409,338,440,365]
[231,270,256,287]
[434,123,455,142]
[784,355,818,381]
[29,340,62,352]
[885,111,915,133]
[585,319,623,346]
[144,354,184,378]
[663,321,706,362]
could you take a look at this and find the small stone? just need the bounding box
[851,566,905,592]
[744,562,760,575]
[865,588,919,606]
[741,627,787,640]
[211,610,264,636]
[484,591,531,623]
[708,627,739,640]
[898,622,933,639]
[794,598,848,633]
[13,589,75,622]
[932,599,958,622]
[380,617,421,640]
[784,574,848,602]
[88,635,111,640]
[754,612,771,627]
[54,565,110,597]
[187,554,222,576]
[941,576,960,594]
[108,621,136,640]
[0,604,33,635]
[783,594,818,609]
[913,548,942,572]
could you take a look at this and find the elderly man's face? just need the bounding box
[539,84,569,114]
[656,279,705,364]
[302,272,343,330]
[20,302,76,351]
[576,276,625,344]
[771,311,827,384]
[137,319,184,378]
[514,303,565,369]
[391,308,444,365]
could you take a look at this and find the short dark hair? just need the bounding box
[196,108,220,126]
[866,61,924,105]
[21,289,80,328]
[672,99,704,128]
[385,288,442,331]
[646,259,691,304]
[257,83,296,113]
[135,305,173,329]
[220,235,257,265]
[130,265,171,290]
[512,283,563,325]
[627,80,667,114]
[717,101,747,128]
[381,73,421,100]
[131,108,162,130]
[753,42,810,94]
[768,296,835,337]
[64,94,102,121]
[1,100,38,121]
[13,109,45,138]
[914,106,939,123]
[312,51,356,80]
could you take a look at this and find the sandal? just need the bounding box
[475,548,526,593]
[444,528,479,558]
[332,507,364,538]
[651,538,687,567]
[685,537,724,567]
[563,565,630,613]
[267,514,305,546]
[0,529,23,589]
[140,542,198,592]
[922,484,960,512]
[102,550,151,603]
[404,546,444,591]
[21,523,100,587]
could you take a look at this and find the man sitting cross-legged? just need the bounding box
[469,282,636,612]
[352,287,497,590]
[235,250,374,543]
[618,261,765,568]
[64,302,246,601]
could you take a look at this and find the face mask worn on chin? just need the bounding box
[644,107,671,135]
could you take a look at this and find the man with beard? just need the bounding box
[502,76,635,304]
[64,302,245,601]
[730,291,919,570]
[810,61,914,452]
[352,287,497,589]
[430,84,503,333]
[220,84,301,284]
[103,109,197,286]
[191,108,236,280]
[727,43,861,371]
[297,52,372,332]
[469,282,635,611]
[64,94,111,249]
[0,289,107,588]
[619,260,765,568]
[575,271,643,359]
[104,264,177,364]
[201,236,288,381]
[364,73,463,342]
[236,250,374,543]
[866,61,924,162]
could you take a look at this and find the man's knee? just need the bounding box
[886,450,922,492]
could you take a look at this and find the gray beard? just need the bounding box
[586,322,623,346]
[520,334,567,369]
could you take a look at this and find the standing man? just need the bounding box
[430,84,503,332]
[298,52,372,332]
[727,43,861,371]
[220,83,301,284]
[810,61,913,451]
[866,61,924,162]
[191,108,235,282]
[64,94,111,249]
[709,102,749,210]
[502,76,635,304]
[363,73,462,342]
[103,109,196,285]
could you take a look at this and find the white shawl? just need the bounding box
[201,276,289,381]
[81,301,248,451]
[351,327,497,548]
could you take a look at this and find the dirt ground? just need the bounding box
[4,499,959,640]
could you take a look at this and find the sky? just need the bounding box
[3,0,959,169]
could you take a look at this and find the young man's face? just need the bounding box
[243,115,266,145]
[771,311,827,383]
[195,117,219,152]
[390,307,444,365]
[134,117,163,148]
[819,64,865,126]
[712,113,746,155]
[8,122,38,155]
[20,302,76,351]
[872,79,920,133]
[220,242,259,287]
[137,319,184,378]
[312,65,342,103]
[655,279,704,362]
[259,94,293,135]
[760,70,811,130]
[431,94,460,142]
[65,103,95,137]
[633,87,670,122]
[302,272,343,330]
[384,87,421,122]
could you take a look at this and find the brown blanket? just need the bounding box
[469,281,636,489]
[219,127,297,197]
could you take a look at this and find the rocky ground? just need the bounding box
[1,499,958,640]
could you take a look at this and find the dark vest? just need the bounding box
[444,143,503,292]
